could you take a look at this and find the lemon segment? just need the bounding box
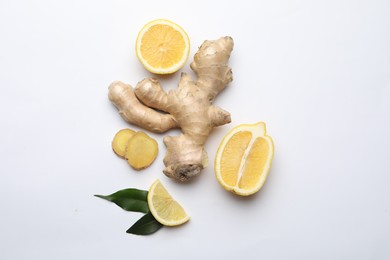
[215,122,274,196]
[238,136,271,191]
[147,179,190,226]
[220,131,252,189]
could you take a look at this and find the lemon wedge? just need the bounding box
[215,122,274,196]
[148,179,190,226]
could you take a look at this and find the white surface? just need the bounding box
[1,0,390,259]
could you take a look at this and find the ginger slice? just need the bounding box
[112,129,136,158]
[125,131,158,170]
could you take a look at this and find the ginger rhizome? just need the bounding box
[108,36,234,181]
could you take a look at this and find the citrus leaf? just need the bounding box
[94,188,149,213]
[127,213,163,235]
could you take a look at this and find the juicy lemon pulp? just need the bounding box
[220,131,252,187]
[239,136,270,190]
[139,24,186,68]
[215,122,274,196]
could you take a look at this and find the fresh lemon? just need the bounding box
[215,122,274,196]
[148,179,190,226]
[136,19,190,74]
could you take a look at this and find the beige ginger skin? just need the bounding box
[108,36,234,181]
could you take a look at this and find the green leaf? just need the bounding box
[94,188,149,213]
[127,213,163,235]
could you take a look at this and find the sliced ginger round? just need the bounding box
[125,131,158,170]
[148,179,190,226]
[136,19,190,74]
[215,122,274,196]
[112,129,136,158]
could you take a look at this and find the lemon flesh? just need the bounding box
[136,19,190,74]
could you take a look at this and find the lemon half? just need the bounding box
[136,19,190,74]
[215,122,274,196]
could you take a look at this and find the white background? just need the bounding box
[1,0,390,259]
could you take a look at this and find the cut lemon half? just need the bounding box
[136,19,190,74]
[148,179,190,226]
[215,122,274,196]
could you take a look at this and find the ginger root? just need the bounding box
[108,36,234,181]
